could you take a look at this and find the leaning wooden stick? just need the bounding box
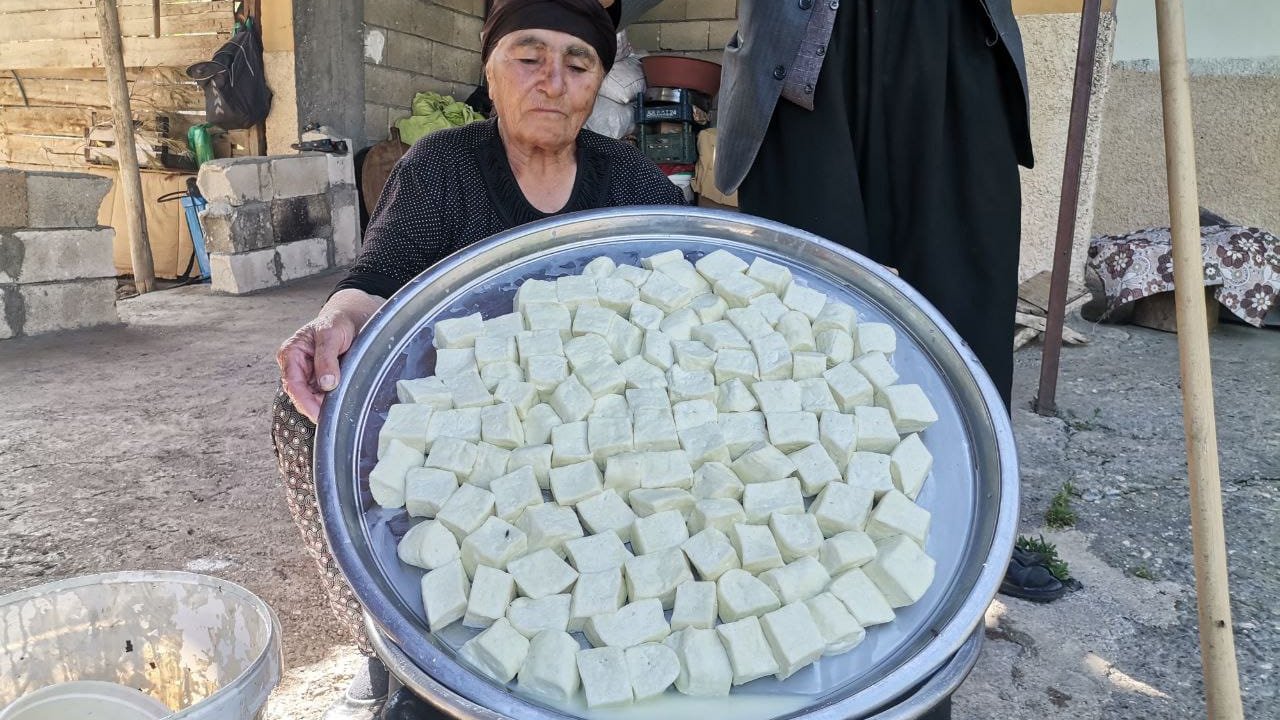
[1153,1,1244,718]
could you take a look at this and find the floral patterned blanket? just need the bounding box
[1087,225,1280,326]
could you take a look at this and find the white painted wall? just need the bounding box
[1112,0,1280,61]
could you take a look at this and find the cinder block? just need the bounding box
[14,278,119,336]
[272,194,332,244]
[209,247,278,295]
[0,169,28,228]
[660,21,710,51]
[0,286,17,339]
[627,24,661,52]
[199,201,275,254]
[0,228,115,284]
[688,0,737,20]
[271,155,330,199]
[434,0,484,15]
[298,129,358,187]
[432,43,482,84]
[198,159,273,206]
[365,64,422,108]
[25,172,112,229]
[707,20,739,46]
[277,237,331,282]
[332,197,361,266]
[640,0,687,21]
[366,103,392,142]
[385,29,436,74]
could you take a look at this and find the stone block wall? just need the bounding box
[0,169,119,339]
[197,138,360,295]
[626,0,738,63]
[363,0,487,143]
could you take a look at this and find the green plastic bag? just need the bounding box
[396,92,485,145]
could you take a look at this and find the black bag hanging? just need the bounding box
[186,18,272,130]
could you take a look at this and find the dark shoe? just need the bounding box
[999,548,1069,603]
[323,657,389,720]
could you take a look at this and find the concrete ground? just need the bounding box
[0,272,1275,719]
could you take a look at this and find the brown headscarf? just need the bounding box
[481,0,619,74]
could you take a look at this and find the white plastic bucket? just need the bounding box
[0,572,283,720]
[0,680,170,720]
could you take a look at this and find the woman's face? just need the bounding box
[486,28,606,152]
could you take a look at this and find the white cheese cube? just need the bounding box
[624,548,693,608]
[731,442,795,484]
[804,592,866,655]
[421,558,470,632]
[766,411,820,452]
[671,580,718,631]
[716,568,781,622]
[828,568,896,626]
[660,308,701,342]
[518,630,581,702]
[575,488,637,543]
[525,355,569,397]
[637,450,695,490]
[434,313,484,349]
[816,329,855,366]
[570,569,629,632]
[689,498,747,536]
[370,439,425,509]
[691,320,750,351]
[516,329,567,363]
[603,453,645,499]
[595,393,630,416]
[814,300,858,334]
[596,277,639,314]
[474,335,518,370]
[716,378,759,413]
[396,376,453,408]
[612,263,652,286]
[549,460,603,506]
[855,321,897,356]
[729,523,784,574]
[681,527,741,581]
[515,279,559,313]
[632,408,680,452]
[464,565,517,628]
[460,516,528,576]
[759,556,831,605]
[484,311,526,339]
[628,300,664,331]
[792,351,829,380]
[516,503,583,556]
[713,272,767,308]
[864,535,936,607]
[626,388,669,412]
[549,376,594,422]
[434,348,476,378]
[769,512,823,561]
[752,379,802,412]
[852,351,899,391]
[673,399,718,431]
[672,628,733,697]
[824,362,875,412]
[564,532,631,574]
[490,466,542,523]
[715,616,781,685]
[480,402,524,449]
[425,436,478,478]
[405,467,458,518]
[378,403,434,457]
[692,462,745,500]
[460,617,530,683]
[890,433,933,500]
[640,271,696,313]
[810,481,875,537]
[577,646,634,708]
[642,329,674,369]
[642,249,685,270]
[563,333,612,371]
[574,359,627,398]
[585,598,670,648]
[854,405,900,453]
[678,422,732,468]
[749,292,789,325]
[508,443,553,489]
[584,255,617,279]
[632,509,690,555]
[626,642,680,701]
[781,284,826,321]
[425,407,483,444]
[493,380,538,420]
[556,275,598,311]
[628,488,696,518]
[798,378,839,414]
[787,443,841,496]
[714,348,759,384]
[760,602,826,680]
[878,384,939,434]
[480,361,523,391]
[777,311,816,351]
[819,531,878,575]
[672,339,717,371]
[747,257,793,295]
[865,489,931,547]
[725,306,774,341]
[523,302,573,341]
[688,292,729,324]
[588,414,633,464]
[620,355,668,389]
[550,420,590,468]
[397,519,460,570]
[751,331,794,380]
[695,249,749,280]
[572,304,618,338]
[508,594,572,638]
[449,370,494,409]
[846,451,895,499]
[508,548,579,599]
[819,411,857,468]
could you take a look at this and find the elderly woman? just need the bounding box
[272,1,682,715]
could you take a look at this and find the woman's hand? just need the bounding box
[277,289,384,423]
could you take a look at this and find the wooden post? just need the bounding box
[1153,1,1244,718]
[97,0,156,294]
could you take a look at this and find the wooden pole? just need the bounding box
[97,0,156,294]
[1153,1,1244,718]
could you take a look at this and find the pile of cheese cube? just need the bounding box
[369,249,939,708]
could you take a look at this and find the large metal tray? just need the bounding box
[315,207,1018,719]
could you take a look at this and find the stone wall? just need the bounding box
[196,135,360,295]
[0,169,119,339]
[626,0,737,63]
